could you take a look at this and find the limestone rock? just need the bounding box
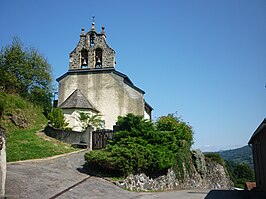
[115,157,233,192]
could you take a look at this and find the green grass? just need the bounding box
[6,127,78,162]
[0,92,79,162]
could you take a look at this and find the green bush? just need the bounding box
[205,153,225,166]
[85,113,193,178]
[48,108,69,129]
[156,113,194,147]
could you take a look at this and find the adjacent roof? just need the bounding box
[60,89,98,111]
[144,100,154,111]
[56,68,145,94]
[248,118,266,144]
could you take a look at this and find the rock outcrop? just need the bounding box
[115,150,233,191]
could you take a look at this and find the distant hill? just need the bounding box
[215,145,253,168]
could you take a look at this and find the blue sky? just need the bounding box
[1,0,265,151]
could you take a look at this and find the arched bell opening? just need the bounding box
[95,48,102,68]
[81,49,88,68]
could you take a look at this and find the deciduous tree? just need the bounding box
[0,37,53,114]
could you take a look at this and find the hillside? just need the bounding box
[0,92,77,162]
[216,145,253,168]
[0,92,47,131]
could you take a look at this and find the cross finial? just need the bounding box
[91,16,95,31]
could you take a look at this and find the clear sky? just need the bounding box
[1,0,265,151]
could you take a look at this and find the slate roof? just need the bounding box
[248,118,266,144]
[60,89,98,111]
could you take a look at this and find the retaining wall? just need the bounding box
[44,124,93,149]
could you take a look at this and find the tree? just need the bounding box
[77,112,105,131]
[48,108,69,129]
[156,113,194,147]
[0,37,52,113]
[225,160,255,188]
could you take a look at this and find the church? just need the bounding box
[56,21,153,131]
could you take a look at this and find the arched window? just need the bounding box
[81,49,88,68]
[95,48,102,68]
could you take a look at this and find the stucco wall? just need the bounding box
[58,71,144,129]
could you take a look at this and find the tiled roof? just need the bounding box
[60,89,98,111]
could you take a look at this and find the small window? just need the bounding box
[95,48,102,68]
[81,49,88,68]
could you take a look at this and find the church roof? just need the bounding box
[60,89,98,111]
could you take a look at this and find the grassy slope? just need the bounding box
[0,92,78,162]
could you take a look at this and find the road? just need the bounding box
[6,150,209,199]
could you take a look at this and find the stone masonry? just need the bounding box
[69,24,115,70]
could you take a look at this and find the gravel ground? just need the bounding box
[6,150,209,199]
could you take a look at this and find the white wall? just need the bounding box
[58,71,145,129]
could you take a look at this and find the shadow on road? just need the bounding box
[205,190,266,199]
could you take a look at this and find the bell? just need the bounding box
[83,59,87,65]
[97,57,101,63]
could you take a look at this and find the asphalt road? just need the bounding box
[6,150,209,199]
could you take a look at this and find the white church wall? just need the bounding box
[58,71,144,129]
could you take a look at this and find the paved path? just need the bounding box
[6,150,209,199]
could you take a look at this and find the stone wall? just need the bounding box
[115,150,233,191]
[44,124,93,149]
[69,30,115,70]
[0,127,6,196]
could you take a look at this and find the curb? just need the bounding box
[7,149,90,165]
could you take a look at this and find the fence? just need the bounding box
[92,129,113,150]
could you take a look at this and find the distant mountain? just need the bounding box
[214,145,254,168]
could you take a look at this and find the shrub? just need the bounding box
[48,108,69,129]
[85,113,194,178]
[156,113,194,147]
[205,153,225,166]
[85,136,175,177]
